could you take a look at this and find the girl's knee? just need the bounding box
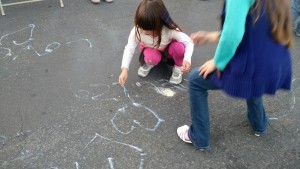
[189,68,201,82]
[168,41,185,56]
[144,48,162,65]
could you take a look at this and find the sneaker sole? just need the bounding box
[169,80,181,85]
[169,77,182,84]
[137,71,149,77]
[138,74,147,77]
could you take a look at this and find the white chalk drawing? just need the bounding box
[0,24,92,58]
[134,79,188,97]
[11,150,33,162]
[65,39,92,48]
[0,130,35,167]
[0,24,34,63]
[0,24,35,46]
[0,24,92,79]
[0,135,7,146]
[68,80,165,135]
[0,130,33,166]
[0,130,32,146]
[68,80,114,101]
[111,86,164,134]
[77,133,146,169]
[155,87,175,97]
[0,47,12,59]
[108,157,114,169]
[75,162,79,169]
[0,24,44,58]
[1,150,33,167]
[135,81,176,97]
[111,104,164,134]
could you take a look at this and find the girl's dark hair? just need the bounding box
[134,0,181,48]
[251,0,294,48]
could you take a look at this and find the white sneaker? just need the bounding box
[138,64,154,77]
[169,65,183,84]
[91,0,100,3]
[177,125,192,144]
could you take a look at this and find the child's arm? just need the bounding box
[121,27,138,70]
[119,27,138,87]
[213,0,255,71]
[199,0,255,79]
[190,31,220,45]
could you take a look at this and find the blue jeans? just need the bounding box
[292,0,300,32]
[187,68,268,149]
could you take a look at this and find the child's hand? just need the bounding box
[190,31,220,45]
[182,60,191,73]
[119,68,128,87]
[190,31,208,46]
[199,59,216,79]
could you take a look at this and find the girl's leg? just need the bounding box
[143,48,162,66]
[187,68,219,148]
[246,97,268,134]
[167,41,185,84]
[167,41,185,66]
[138,47,162,77]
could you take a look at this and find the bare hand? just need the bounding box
[119,68,128,87]
[190,31,220,46]
[182,60,191,73]
[190,31,208,46]
[199,59,217,79]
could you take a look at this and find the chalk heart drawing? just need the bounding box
[69,81,165,134]
[77,133,146,169]
[109,80,187,135]
[111,103,164,134]
[110,86,164,134]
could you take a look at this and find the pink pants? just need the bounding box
[139,41,185,67]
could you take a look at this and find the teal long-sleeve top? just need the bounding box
[211,0,292,99]
[214,0,255,71]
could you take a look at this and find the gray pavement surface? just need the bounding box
[0,0,299,168]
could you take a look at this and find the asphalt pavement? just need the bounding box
[0,0,299,168]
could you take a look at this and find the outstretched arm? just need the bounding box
[213,0,255,71]
[199,0,255,78]
[119,27,138,87]
[190,31,220,46]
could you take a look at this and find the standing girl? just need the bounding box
[177,0,294,149]
[118,0,194,86]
